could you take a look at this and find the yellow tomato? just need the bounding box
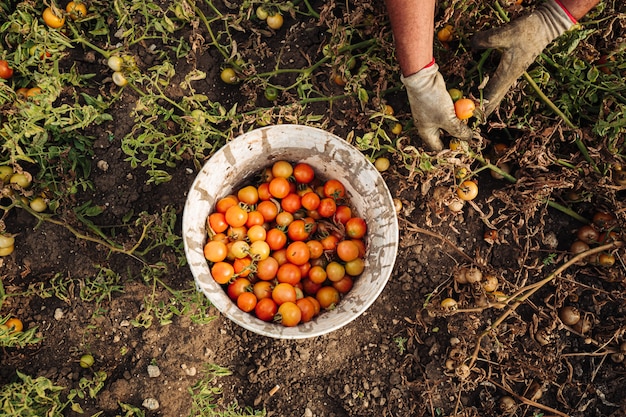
[66,1,87,20]
[457,180,478,201]
[43,7,66,28]
[266,13,284,30]
[6,317,23,333]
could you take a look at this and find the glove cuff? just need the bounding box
[540,0,577,37]
[401,62,440,90]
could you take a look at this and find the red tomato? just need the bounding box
[301,278,323,296]
[293,163,315,184]
[0,60,14,80]
[255,297,278,321]
[301,192,321,211]
[332,276,353,294]
[306,296,321,316]
[257,200,278,222]
[351,239,366,257]
[323,179,346,199]
[208,212,229,234]
[225,205,248,228]
[277,262,302,285]
[237,292,258,312]
[316,286,340,309]
[272,248,288,265]
[266,228,287,250]
[334,205,352,224]
[227,277,252,301]
[272,282,297,305]
[318,197,337,218]
[281,193,302,213]
[277,301,301,327]
[345,217,367,239]
[269,177,291,199]
[296,298,316,323]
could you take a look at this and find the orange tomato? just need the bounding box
[6,317,23,333]
[66,1,87,20]
[437,24,454,42]
[457,180,479,201]
[454,98,475,120]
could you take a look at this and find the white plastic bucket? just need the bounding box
[183,125,399,339]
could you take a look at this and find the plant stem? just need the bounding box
[544,199,590,224]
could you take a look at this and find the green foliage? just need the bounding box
[0,372,66,416]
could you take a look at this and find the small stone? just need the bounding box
[97,160,109,171]
[142,398,159,410]
[54,308,64,320]
[147,365,161,378]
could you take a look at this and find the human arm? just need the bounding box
[385,0,472,151]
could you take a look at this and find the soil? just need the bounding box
[1,1,625,417]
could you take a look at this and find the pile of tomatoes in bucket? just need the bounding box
[203,160,368,327]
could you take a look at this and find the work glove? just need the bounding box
[471,0,576,116]
[401,63,473,151]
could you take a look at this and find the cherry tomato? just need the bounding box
[316,286,340,310]
[272,248,288,266]
[332,276,354,294]
[247,224,267,243]
[326,261,346,282]
[220,67,238,84]
[323,179,346,199]
[272,282,297,305]
[264,87,278,101]
[345,217,367,239]
[318,197,337,218]
[204,240,228,263]
[306,240,324,259]
[296,298,316,323]
[245,210,265,227]
[112,71,128,87]
[266,13,284,30]
[320,234,339,251]
[437,24,454,42]
[256,5,269,20]
[227,226,248,241]
[334,205,352,225]
[237,185,259,205]
[269,177,291,199]
[0,60,13,80]
[281,193,302,213]
[233,256,253,277]
[277,301,301,327]
[456,180,478,201]
[448,88,463,102]
[306,296,321,316]
[275,211,294,228]
[211,262,235,284]
[454,98,475,120]
[257,200,279,222]
[301,192,321,211]
[253,281,273,299]
[287,219,311,241]
[227,277,252,301]
[230,240,250,259]
[293,163,315,183]
[345,257,365,276]
[256,256,279,281]
[257,182,272,200]
[208,212,228,233]
[286,241,310,265]
[266,228,287,251]
[216,195,239,213]
[277,262,302,285]
[5,317,23,333]
[255,297,278,321]
[308,265,328,285]
[237,292,258,312]
[66,1,87,20]
[225,205,248,228]
[301,278,323,296]
[43,7,65,28]
[336,240,360,262]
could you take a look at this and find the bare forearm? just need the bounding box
[559,0,600,20]
[385,0,436,77]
